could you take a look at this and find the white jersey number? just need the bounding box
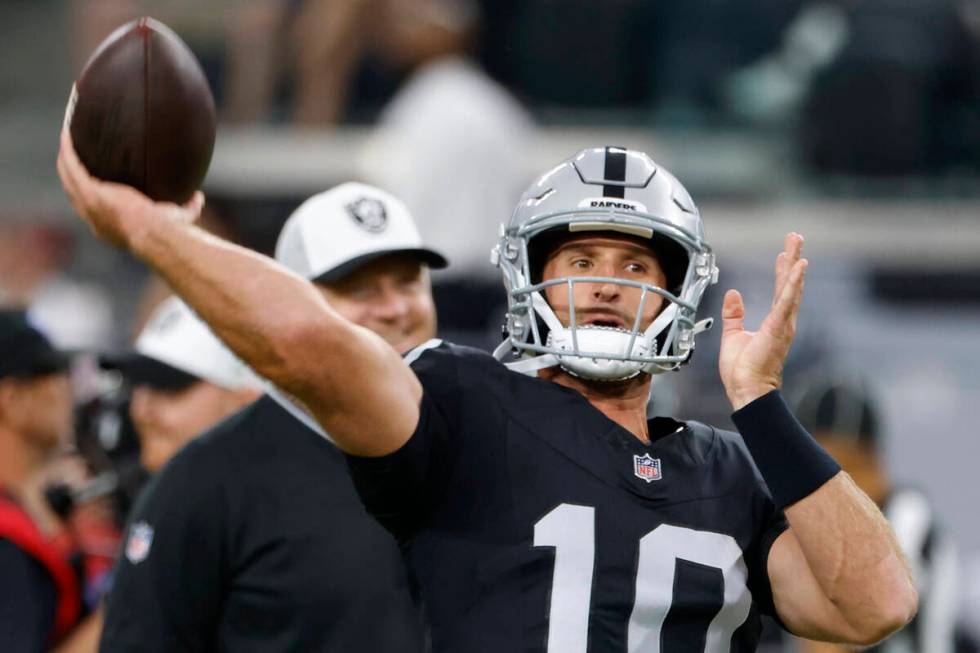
[533,504,751,653]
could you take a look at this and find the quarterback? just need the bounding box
[57,133,916,652]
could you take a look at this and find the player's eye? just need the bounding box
[571,258,592,270]
[625,262,646,274]
[347,285,377,301]
[397,278,424,295]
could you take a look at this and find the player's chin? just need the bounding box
[388,330,430,356]
[139,437,175,473]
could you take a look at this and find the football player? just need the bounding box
[58,132,917,652]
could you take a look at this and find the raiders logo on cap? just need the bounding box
[345,197,388,233]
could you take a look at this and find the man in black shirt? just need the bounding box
[59,136,918,652]
[99,183,444,652]
[0,310,85,652]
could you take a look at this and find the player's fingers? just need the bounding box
[58,129,98,210]
[721,289,745,334]
[773,233,804,306]
[785,232,803,258]
[769,259,807,331]
[59,127,89,182]
[773,252,788,306]
[166,191,205,225]
[56,146,86,212]
[185,191,205,216]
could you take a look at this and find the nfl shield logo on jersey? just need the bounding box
[126,521,154,564]
[633,454,662,483]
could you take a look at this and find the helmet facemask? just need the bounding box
[495,201,718,381]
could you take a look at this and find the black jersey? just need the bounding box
[100,396,425,653]
[346,341,789,653]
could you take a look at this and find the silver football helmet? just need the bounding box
[491,146,719,381]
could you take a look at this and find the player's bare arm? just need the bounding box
[720,234,917,645]
[57,128,419,457]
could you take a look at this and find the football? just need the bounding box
[67,17,216,204]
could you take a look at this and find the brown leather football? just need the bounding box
[67,17,216,204]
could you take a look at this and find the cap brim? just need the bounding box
[3,350,72,379]
[313,247,449,283]
[100,352,200,391]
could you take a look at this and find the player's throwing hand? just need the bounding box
[719,232,808,410]
[56,128,204,250]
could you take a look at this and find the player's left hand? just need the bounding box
[56,127,204,251]
[718,233,807,411]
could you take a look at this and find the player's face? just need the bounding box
[129,381,251,473]
[0,372,73,453]
[317,253,438,354]
[541,235,668,331]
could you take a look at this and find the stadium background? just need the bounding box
[2,0,979,641]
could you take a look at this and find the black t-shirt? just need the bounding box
[100,396,425,653]
[347,341,789,653]
[0,540,58,653]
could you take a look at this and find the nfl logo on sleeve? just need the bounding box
[125,521,154,564]
[633,454,662,483]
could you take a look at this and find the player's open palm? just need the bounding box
[56,128,203,250]
[719,233,807,410]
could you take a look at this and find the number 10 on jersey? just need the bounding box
[533,503,753,652]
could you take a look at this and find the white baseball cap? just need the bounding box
[275,182,448,282]
[102,297,261,392]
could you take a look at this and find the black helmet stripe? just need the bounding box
[602,146,627,198]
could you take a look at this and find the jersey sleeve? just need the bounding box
[345,340,464,542]
[0,540,57,653]
[99,444,227,652]
[749,499,789,623]
[736,436,790,624]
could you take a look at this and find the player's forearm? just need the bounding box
[784,473,917,643]
[129,216,421,456]
[732,392,917,643]
[130,216,342,394]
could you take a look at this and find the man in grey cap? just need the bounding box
[99,183,444,652]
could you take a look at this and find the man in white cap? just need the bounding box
[102,296,263,473]
[98,183,444,653]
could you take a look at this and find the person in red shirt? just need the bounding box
[0,309,93,652]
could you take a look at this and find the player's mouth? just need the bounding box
[579,312,630,330]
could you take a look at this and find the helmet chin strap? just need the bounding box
[505,291,680,379]
[502,292,564,376]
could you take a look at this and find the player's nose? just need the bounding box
[129,387,153,425]
[592,280,620,302]
[372,285,411,322]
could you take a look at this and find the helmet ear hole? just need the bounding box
[649,232,689,294]
[526,230,567,284]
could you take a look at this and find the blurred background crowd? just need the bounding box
[1,0,979,651]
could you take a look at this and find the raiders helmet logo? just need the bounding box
[577,197,649,213]
[345,197,388,233]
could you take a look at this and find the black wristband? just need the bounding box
[731,390,841,509]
